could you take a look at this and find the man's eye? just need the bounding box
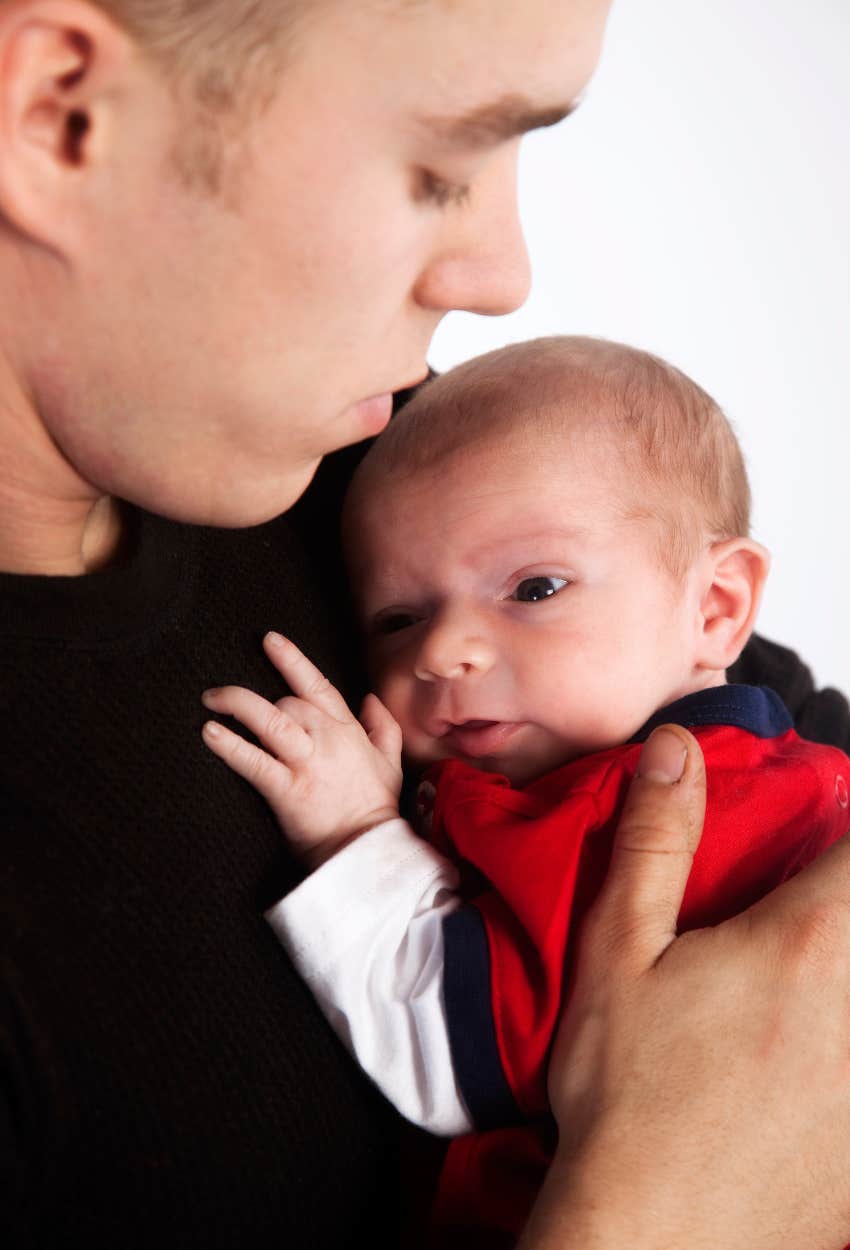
[512,576,568,603]
[417,170,471,209]
[371,611,420,637]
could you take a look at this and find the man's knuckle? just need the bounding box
[617,821,692,857]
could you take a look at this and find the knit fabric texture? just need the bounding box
[729,633,850,750]
[0,499,398,1249]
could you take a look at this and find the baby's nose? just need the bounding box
[413,615,495,683]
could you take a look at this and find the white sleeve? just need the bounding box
[265,818,474,1136]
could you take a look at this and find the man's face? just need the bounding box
[351,426,703,788]
[38,0,610,526]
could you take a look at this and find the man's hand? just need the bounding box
[201,632,403,869]
[523,724,850,1250]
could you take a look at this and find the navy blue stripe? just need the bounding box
[442,905,523,1130]
[634,683,793,743]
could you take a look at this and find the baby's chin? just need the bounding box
[406,713,664,787]
[407,742,583,790]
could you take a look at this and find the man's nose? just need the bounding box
[413,610,497,683]
[413,141,532,318]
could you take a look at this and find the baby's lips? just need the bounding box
[443,720,522,759]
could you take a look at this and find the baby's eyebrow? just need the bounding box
[420,93,579,150]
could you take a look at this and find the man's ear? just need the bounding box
[694,537,771,672]
[0,0,133,251]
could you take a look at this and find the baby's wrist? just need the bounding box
[300,806,401,873]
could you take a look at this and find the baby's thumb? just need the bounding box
[585,725,706,976]
[361,693,403,764]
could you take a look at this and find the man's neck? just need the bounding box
[0,351,127,575]
[0,485,127,576]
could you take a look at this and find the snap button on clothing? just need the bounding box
[836,774,849,809]
[416,779,437,836]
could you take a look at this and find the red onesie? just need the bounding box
[417,685,850,1248]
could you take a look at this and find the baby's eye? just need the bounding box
[511,576,569,603]
[370,610,421,637]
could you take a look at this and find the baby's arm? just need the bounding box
[267,820,474,1134]
[201,632,473,1134]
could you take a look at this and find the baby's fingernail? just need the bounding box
[637,727,687,784]
[202,720,222,739]
[265,631,285,647]
[202,688,221,703]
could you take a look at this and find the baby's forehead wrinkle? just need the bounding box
[350,435,635,566]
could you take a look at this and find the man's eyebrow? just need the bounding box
[421,93,580,150]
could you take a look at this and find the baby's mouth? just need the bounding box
[443,719,522,758]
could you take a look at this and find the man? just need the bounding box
[2,1,850,1247]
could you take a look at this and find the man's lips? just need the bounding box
[351,373,429,435]
[351,391,394,434]
[441,720,523,758]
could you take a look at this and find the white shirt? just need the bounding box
[265,819,473,1135]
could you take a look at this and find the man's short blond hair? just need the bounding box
[75,1,327,191]
[90,2,302,109]
[0,0,299,108]
[351,336,751,579]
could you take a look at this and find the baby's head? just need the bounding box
[343,336,768,786]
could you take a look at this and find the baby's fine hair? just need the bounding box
[351,336,751,578]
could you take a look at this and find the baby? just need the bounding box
[201,337,850,1248]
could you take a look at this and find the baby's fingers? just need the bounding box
[361,693,403,766]
[201,719,294,808]
[263,632,351,721]
[202,685,314,763]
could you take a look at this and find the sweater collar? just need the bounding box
[0,506,197,645]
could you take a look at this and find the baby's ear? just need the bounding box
[695,537,770,672]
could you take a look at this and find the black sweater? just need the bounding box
[1,470,847,1248]
[0,503,398,1249]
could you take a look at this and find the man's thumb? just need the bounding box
[587,725,707,974]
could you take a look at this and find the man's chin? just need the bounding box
[136,460,323,529]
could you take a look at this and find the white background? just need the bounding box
[431,0,850,696]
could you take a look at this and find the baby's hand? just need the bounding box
[201,632,403,870]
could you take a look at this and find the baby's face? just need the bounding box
[350,429,705,786]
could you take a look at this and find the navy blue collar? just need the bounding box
[633,684,793,743]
